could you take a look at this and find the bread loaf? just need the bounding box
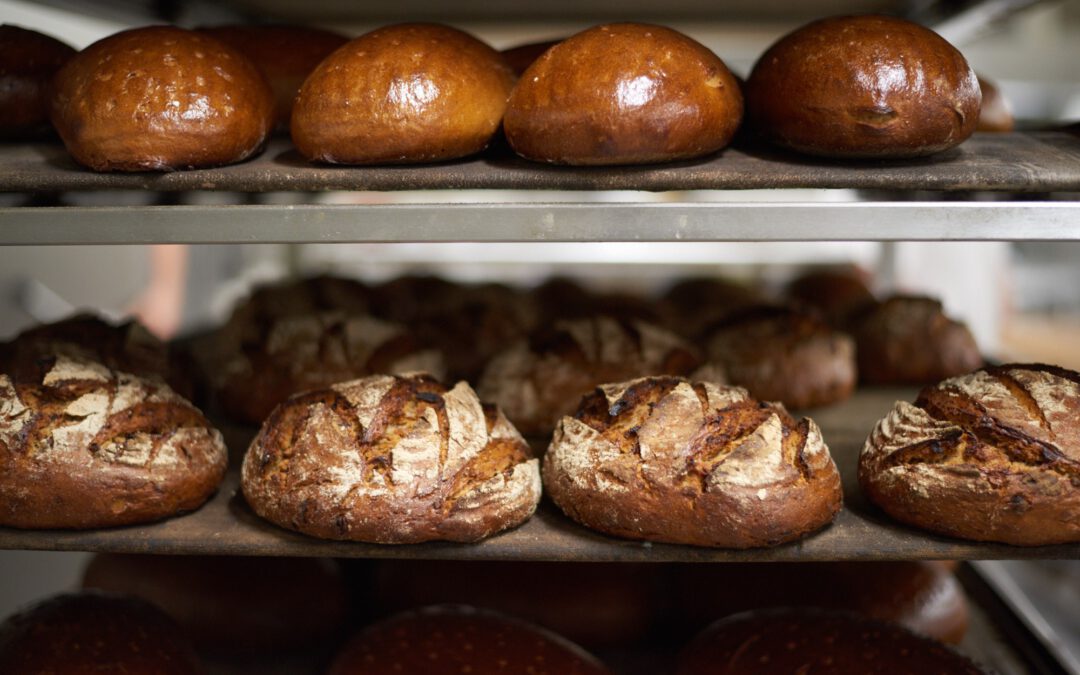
[501,38,561,75]
[51,26,274,171]
[0,24,75,139]
[0,354,226,529]
[745,15,980,158]
[860,363,1080,545]
[543,376,842,547]
[784,268,876,328]
[241,373,540,543]
[658,277,765,340]
[504,23,743,165]
[976,74,1014,133]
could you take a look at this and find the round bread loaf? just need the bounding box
[0,592,202,674]
[82,554,347,655]
[859,363,1080,545]
[784,268,876,328]
[328,606,612,675]
[852,295,983,385]
[0,354,226,529]
[50,26,273,171]
[672,562,969,644]
[292,23,513,164]
[529,278,659,326]
[703,305,856,409]
[241,373,540,543]
[543,376,842,547]
[501,38,561,75]
[477,316,702,437]
[659,276,765,340]
[745,15,980,158]
[505,23,743,165]
[976,75,1015,132]
[197,25,348,131]
[0,24,75,139]
[676,608,987,675]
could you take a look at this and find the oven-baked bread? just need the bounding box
[504,23,743,165]
[477,316,702,436]
[860,363,1080,545]
[0,353,226,529]
[976,74,1014,132]
[241,373,540,543]
[745,15,980,158]
[292,23,514,164]
[501,38,561,75]
[543,376,842,547]
[676,608,987,675]
[658,277,765,340]
[784,268,876,328]
[0,24,75,139]
[0,592,202,675]
[328,606,612,675]
[51,26,274,171]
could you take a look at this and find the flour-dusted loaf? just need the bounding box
[543,376,842,547]
[241,373,540,543]
[478,316,702,437]
[0,24,75,139]
[859,363,1080,545]
[0,354,226,529]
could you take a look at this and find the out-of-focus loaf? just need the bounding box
[860,363,1080,545]
[0,24,75,138]
[51,26,274,171]
[241,373,540,543]
[504,23,743,165]
[784,268,876,328]
[745,15,980,158]
[291,23,514,164]
[658,276,765,340]
[543,376,842,547]
[976,74,1015,132]
[501,38,561,75]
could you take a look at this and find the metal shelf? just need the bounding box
[2,388,1077,561]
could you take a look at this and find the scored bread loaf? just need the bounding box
[241,373,540,543]
[860,363,1080,545]
[543,376,842,547]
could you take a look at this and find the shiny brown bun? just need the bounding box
[51,26,274,171]
[976,74,1015,132]
[292,23,514,164]
[197,25,348,131]
[0,24,75,139]
[328,606,612,675]
[504,23,743,165]
[501,38,561,75]
[746,15,980,158]
[0,592,203,675]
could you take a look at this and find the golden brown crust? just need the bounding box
[504,23,743,165]
[50,26,274,172]
[291,23,514,164]
[0,24,75,139]
[976,74,1014,133]
[746,15,980,158]
[543,376,842,548]
[859,363,1080,545]
[241,373,540,543]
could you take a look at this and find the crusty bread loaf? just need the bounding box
[241,373,540,543]
[860,363,1080,545]
[0,354,226,529]
[852,295,983,385]
[703,305,856,409]
[505,23,743,165]
[976,74,1015,133]
[51,26,274,171]
[0,24,75,139]
[676,608,987,675]
[292,23,514,164]
[658,276,765,340]
[477,316,702,437]
[0,592,202,675]
[784,268,876,328]
[328,606,612,675]
[745,15,980,158]
[543,376,842,547]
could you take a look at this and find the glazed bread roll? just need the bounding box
[543,376,842,547]
[677,608,987,675]
[51,26,274,172]
[0,592,202,675]
[292,23,514,164]
[860,363,1080,545]
[0,353,226,529]
[746,15,980,158]
[241,373,540,543]
[329,606,612,675]
[501,38,561,75]
[0,24,75,138]
[477,316,702,437]
[976,74,1015,132]
[504,23,743,165]
[197,25,348,131]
